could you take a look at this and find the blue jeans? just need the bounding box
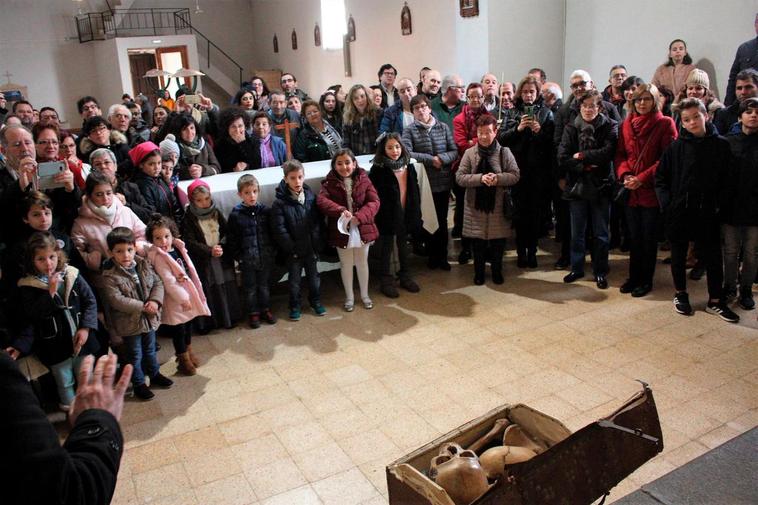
[241,262,271,314]
[625,206,660,287]
[569,197,610,276]
[50,355,85,406]
[287,253,321,310]
[124,331,159,386]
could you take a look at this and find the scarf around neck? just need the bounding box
[189,201,217,218]
[181,136,205,157]
[87,197,117,224]
[475,141,499,213]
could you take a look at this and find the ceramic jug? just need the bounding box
[429,443,489,505]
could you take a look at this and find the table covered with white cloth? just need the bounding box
[176,155,439,233]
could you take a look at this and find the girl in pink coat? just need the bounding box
[145,215,210,375]
[71,171,147,274]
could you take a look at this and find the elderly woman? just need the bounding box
[251,112,287,167]
[652,39,696,98]
[498,75,555,268]
[214,107,261,172]
[168,113,221,180]
[456,115,520,285]
[342,84,382,155]
[401,94,458,270]
[294,100,343,162]
[615,84,677,297]
[557,90,619,289]
[452,83,493,264]
[89,147,153,223]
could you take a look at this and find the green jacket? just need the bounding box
[431,97,463,132]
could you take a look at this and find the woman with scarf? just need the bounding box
[615,84,677,297]
[214,107,262,172]
[342,84,383,155]
[320,90,343,133]
[453,83,493,264]
[456,115,520,285]
[498,75,555,269]
[168,114,221,180]
[251,112,287,167]
[558,90,619,289]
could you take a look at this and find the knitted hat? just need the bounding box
[685,69,709,90]
[159,133,180,159]
[128,141,160,167]
[187,179,210,198]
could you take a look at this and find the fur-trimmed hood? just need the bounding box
[79,130,128,155]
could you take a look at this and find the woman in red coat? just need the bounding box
[452,83,493,264]
[317,148,380,312]
[615,84,677,297]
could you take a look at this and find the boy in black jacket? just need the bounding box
[227,174,276,328]
[270,160,326,321]
[655,98,739,323]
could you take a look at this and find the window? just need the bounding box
[320,0,347,50]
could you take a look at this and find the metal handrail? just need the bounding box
[75,7,244,86]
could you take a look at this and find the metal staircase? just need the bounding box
[75,4,244,94]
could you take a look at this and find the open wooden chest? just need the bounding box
[386,382,663,504]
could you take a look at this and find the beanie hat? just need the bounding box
[128,141,160,167]
[160,133,180,159]
[187,179,210,198]
[685,69,709,90]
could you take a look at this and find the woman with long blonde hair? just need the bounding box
[342,84,382,155]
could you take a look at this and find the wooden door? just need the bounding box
[129,53,159,99]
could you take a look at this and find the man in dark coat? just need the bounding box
[378,63,400,108]
[0,352,130,505]
[724,14,758,106]
[714,69,758,134]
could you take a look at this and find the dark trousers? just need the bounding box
[625,206,660,287]
[472,238,506,277]
[554,195,571,260]
[610,200,629,248]
[423,190,450,265]
[379,225,411,280]
[670,237,723,300]
[452,179,466,235]
[569,198,610,276]
[515,192,541,255]
[165,321,192,355]
[241,263,271,314]
[287,253,320,309]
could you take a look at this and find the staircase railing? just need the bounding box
[75,7,244,86]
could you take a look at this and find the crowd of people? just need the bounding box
[0,32,756,418]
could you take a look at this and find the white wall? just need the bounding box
[488,0,566,86]
[564,0,756,99]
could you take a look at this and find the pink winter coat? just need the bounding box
[146,239,210,326]
[71,196,147,272]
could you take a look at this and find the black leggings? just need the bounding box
[670,237,723,301]
[164,321,193,355]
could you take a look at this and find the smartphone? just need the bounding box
[37,160,67,191]
[184,94,201,105]
[524,105,535,119]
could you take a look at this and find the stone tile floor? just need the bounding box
[110,242,757,505]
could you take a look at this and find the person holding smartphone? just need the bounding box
[498,75,555,269]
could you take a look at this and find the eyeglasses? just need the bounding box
[412,104,429,111]
[91,125,109,133]
[570,81,589,90]
[467,94,483,100]
[281,77,294,83]
[37,140,59,146]
[634,96,654,103]
[382,71,396,76]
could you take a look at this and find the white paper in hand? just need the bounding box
[337,215,351,235]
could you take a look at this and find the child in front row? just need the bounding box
[9,232,99,411]
[100,227,173,400]
[271,160,326,321]
[182,180,242,330]
[227,174,277,329]
[146,215,210,375]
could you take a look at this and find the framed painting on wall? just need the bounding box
[347,15,356,42]
[273,34,278,53]
[314,24,321,46]
[460,0,479,17]
[292,29,298,50]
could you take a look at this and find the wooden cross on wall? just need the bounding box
[3,71,12,85]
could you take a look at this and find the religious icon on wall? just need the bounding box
[314,24,321,47]
[273,34,278,53]
[401,3,412,36]
[292,30,298,50]
[460,0,479,17]
[347,15,356,42]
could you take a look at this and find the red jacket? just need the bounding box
[453,105,493,172]
[615,111,677,208]
[317,168,380,248]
